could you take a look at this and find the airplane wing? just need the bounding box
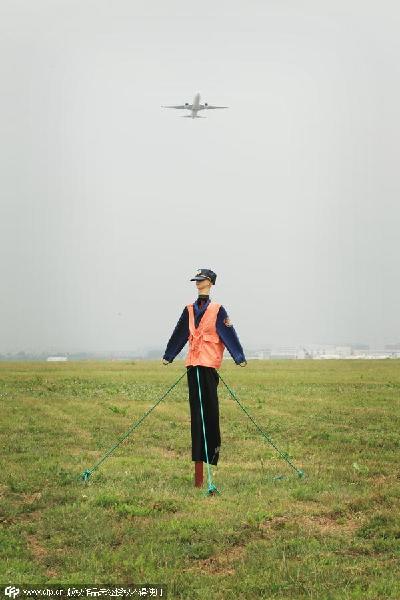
[162,105,190,109]
[204,105,228,109]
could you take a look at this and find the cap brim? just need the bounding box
[190,276,208,281]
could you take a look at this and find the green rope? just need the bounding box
[79,369,188,481]
[196,367,220,496]
[217,370,304,479]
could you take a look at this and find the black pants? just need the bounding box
[186,366,221,465]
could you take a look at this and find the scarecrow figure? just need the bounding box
[162,268,246,486]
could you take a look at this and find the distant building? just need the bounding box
[336,346,352,357]
[352,343,370,351]
[385,343,400,357]
[246,349,271,360]
[47,356,68,362]
[270,347,297,360]
[296,348,313,359]
[309,345,352,359]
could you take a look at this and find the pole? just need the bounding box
[194,461,204,487]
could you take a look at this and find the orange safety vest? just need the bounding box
[185,302,225,369]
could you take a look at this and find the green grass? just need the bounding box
[0,359,399,599]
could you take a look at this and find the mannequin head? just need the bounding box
[195,278,212,295]
[190,269,216,295]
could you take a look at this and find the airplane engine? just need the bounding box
[204,102,208,109]
[185,102,189,106]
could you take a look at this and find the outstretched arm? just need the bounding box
[216,306,247,365]
[163,307,189,363]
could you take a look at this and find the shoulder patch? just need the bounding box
[223,317,233,327]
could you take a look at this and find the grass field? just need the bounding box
[1,359,399,599]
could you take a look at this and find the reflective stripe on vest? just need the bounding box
[185,302,225,368]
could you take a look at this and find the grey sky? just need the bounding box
[1,0,399,354]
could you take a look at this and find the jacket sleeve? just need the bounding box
[163,307,189,362]
[216,306,246,365]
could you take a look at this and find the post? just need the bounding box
[194,461,204,487]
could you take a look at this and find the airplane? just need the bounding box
[162,93,228,118]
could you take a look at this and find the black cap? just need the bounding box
[190,268,217,285]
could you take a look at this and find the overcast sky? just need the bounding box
[1,0,399,354]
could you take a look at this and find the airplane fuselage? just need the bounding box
[184,93,209,118]
[190,93,201,117]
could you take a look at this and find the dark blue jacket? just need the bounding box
[163,297,246,365]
